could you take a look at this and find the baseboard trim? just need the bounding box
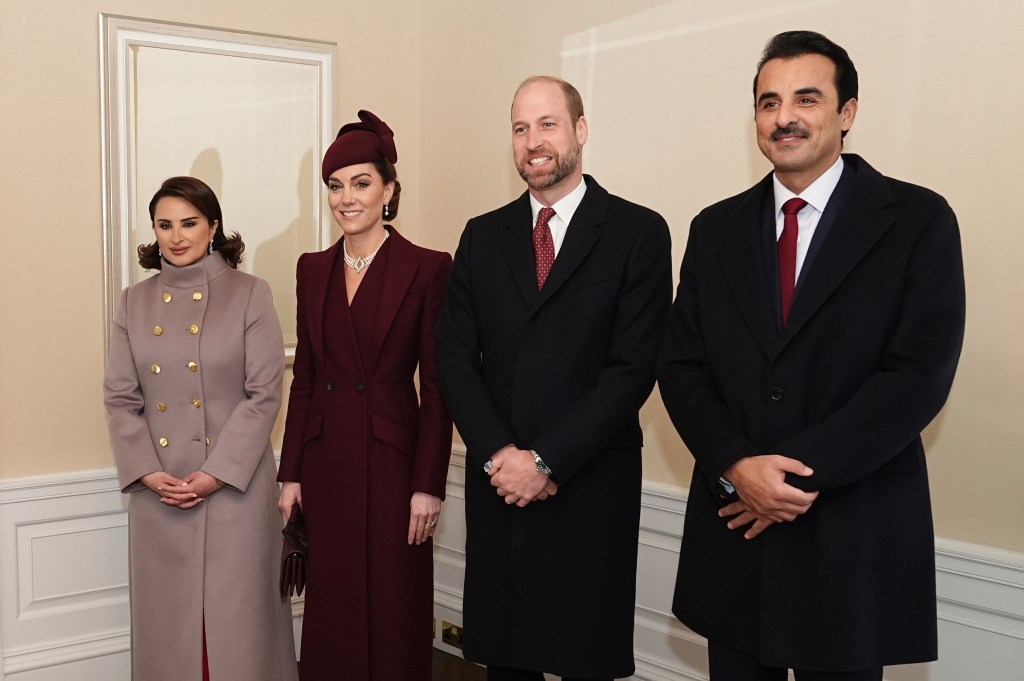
[2,458,1022,680]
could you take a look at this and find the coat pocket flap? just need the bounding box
[371,412,416,457]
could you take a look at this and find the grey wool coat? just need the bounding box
[104,253,297,681]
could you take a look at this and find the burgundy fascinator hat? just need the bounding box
[320,110,398,185]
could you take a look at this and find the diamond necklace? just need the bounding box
[343,230,390,273]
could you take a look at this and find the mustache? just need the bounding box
[770,126,810,141]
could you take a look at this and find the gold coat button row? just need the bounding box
[192,398,202,408]
[193,291,203,301]
[151,364,161,374]
[156,402,167,412]
[162,292,172,303]
[153,326,163,336]
[188,361,198,372]
[158,437,168,447]
[188,324,199,334]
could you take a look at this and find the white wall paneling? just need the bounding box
[1,456,1021,680]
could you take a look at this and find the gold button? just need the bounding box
[206,437,211,445]
[158,437,168,447]
[153,326,163,336]
[192,398,202,408]
[162,292,172,303]
[188,361,198,372]
[188,324,199,334]
[193,292,203,301]
[150,364,161,374]
[156,402,166,412]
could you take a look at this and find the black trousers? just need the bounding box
[487,665,612,681]
[709,641,882,681]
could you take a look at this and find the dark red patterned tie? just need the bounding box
[778,197,807,325]
[533,207,556,290]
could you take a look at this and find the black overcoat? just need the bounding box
[657,155,965,671]
[437,176,672,678]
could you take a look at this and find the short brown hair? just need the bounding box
[514,76,585,126]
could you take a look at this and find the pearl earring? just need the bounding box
[384,203,389,218]
[208,241,214,255]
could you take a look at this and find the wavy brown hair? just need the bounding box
[138,176,245,270]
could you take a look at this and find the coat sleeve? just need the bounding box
[656,215,762,494]
[104,288,164,493]
[278,254,314,482]
[529,211,673,483]
[436,221,519,471]
[411,252,454,498]
[201,279,284,493]
[781,198,965,491]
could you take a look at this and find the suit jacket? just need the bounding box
[437,176,672,678]
[104,253,296,681]
[657,154,965,671]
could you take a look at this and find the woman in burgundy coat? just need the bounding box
[277,111,453,680]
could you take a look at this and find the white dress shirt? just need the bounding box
[529,177,588,256]
[772,156,844,280]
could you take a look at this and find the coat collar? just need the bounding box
[157,251,232,289]
[300,226,419,372]
[715,154,896,358]
[500,174,607,311]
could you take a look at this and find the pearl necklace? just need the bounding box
[343,230,390,273]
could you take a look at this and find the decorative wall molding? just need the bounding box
[1,457,1022,680]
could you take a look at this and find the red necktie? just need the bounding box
[533,207,556,290]
[778,197,807,325]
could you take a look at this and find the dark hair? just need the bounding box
[753,31,858,135]
[515,76,586,127]
[372,158,402,220]
[138,176,245,270]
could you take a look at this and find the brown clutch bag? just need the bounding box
[280,504,308,600]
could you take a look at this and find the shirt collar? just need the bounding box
[530,176,588,226]
[772,156,844,215]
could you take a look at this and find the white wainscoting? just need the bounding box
[1,454,1022,680]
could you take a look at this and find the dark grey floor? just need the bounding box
[298,649,485,680]
[432,648,487,680]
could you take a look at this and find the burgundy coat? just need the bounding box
[278,227,452,680]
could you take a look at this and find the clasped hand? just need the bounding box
[718,455,819,539]
[488,446,558,507]
[141,470,224,510]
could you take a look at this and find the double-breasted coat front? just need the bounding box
[278,228,453,680]
[657,155,966,671]
[105,252,296,681]
[436,177,673,679]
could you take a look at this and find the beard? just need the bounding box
[516,140,582,190]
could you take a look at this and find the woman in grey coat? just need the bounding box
[104,177,297,681]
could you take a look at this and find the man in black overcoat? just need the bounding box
[437,76,672,680]
[657,31,966,680]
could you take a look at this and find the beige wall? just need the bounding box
[2,0,1021,553]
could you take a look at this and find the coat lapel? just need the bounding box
[714,175,780,358]
[536,178,604,306]
[369,228,418,371]
[303,242,340,371]
[501,194,542,306]
[501,176,606,312]
[779,155,895,349]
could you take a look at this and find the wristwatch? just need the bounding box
[531,450,553,476]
